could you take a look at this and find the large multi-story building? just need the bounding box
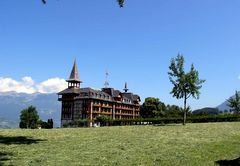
[58,60,141,127]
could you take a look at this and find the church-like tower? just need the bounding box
[58,60,83,127]
[67,59,82,88]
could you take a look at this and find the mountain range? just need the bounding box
[0,92,61,128]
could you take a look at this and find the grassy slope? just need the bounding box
[0,122,240,166]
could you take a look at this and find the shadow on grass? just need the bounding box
[215,157,240,166]
[0,136,46,145]
[0,152,13,166]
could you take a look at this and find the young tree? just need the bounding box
[168,54,205,125]
[19,106,40,129]
[227,91,240,113]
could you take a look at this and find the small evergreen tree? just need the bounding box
[19,106,39,129]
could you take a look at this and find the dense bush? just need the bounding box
[95,115,111,126]
[39,119,54,129]
[62,114,240,128]
[62,119,91,128]
[104,115,240,126]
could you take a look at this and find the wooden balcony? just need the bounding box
[100,112,112,115]
[93,111,112,115]
[93,104,101,107]
[93,111,101,114]
[121,114,134,116]
[115,107,133,111]
[121,107,133,111]
[102,105,113,109]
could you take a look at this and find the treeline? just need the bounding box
[140,97,238,118]
[140,97,187,118]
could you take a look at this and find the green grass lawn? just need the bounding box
[0,122,240,166]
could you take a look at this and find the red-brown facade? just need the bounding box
[58,61,141,127]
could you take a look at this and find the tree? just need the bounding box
[164,104,183,117]
[227,91,240,114]
[41,0,125,8]
[140,97,165,118]
[19,106,40,129]
[168,54,205,125]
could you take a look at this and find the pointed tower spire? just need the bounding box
[69,59,80,81]
[67,59,82,88]
[123,82,129,93]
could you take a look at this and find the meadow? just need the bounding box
[0,122,240,166]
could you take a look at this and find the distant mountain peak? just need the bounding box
[216,92,240,112]
[0,92,60,128]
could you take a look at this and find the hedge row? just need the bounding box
[63,114,240,127]
[102,115,240,126]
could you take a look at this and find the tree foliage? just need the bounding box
[168,54,205,125]
[140,97,184,118]
[117,0,125,7]
[164,104,184,117]
[41,0,125,7]
[39,119,54,129]
[140,97,165,118]
[227,91,240,113]
[96,115,111,126]
[19,106,40,129]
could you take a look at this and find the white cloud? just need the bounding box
[37,78,67,93]
[0,77,67,94]
[0,77,36,94]
[22,76,35,86]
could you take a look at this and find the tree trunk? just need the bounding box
[183,95,187,125]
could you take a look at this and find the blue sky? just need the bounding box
[0,0,240,110]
